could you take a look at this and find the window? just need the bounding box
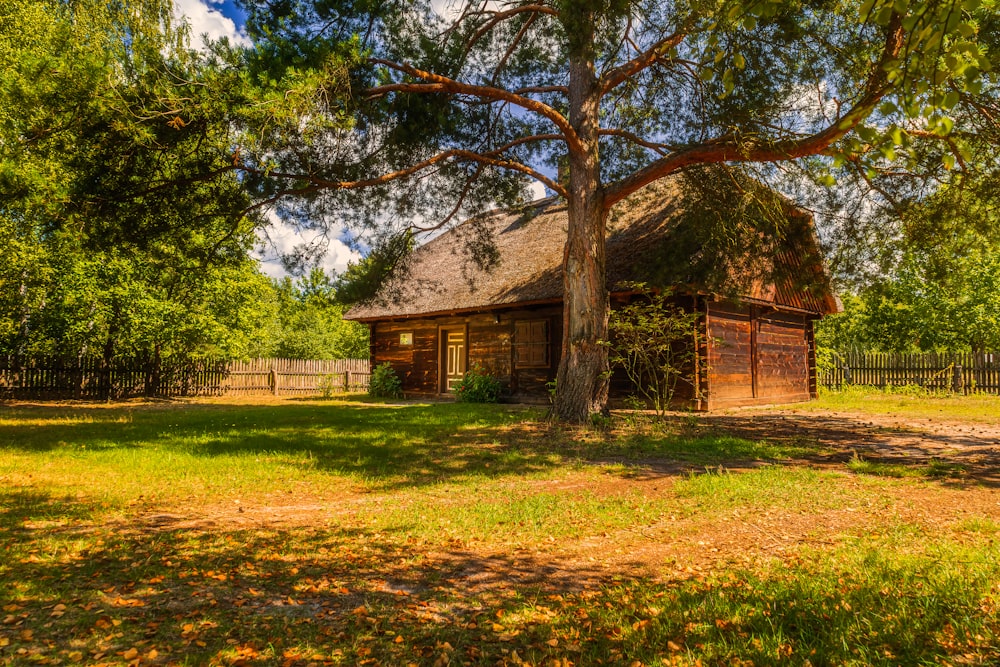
[514,320,549,368]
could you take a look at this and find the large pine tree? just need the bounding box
[235,0,988,421]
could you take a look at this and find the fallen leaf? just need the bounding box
[122,648,139,660]
[546,638,559,647]
[394,635,404,644]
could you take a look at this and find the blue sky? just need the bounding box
[172,1,364,277]
[170,1,543,277]
[173,0,248,46]
[217,1,246,24]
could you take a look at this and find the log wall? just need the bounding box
[371,299,818,409]
[704,301,814,408]
[371,305,562,401]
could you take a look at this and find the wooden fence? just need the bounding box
[819,351,1000,394]
[0,357,370,400]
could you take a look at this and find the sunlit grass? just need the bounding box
[808,386,1000,423]
[846,453,968,479]
[2,397,998,665]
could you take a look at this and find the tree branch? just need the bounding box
[604,14,906,208]
[512,85,569,95]
[599,31,687,96]
[460,3,559,54]
[410,165,482,234]
[599,128,675,155]
[237,146,567,202]
[490,11,539,86]
[367,59,583,153]
[907,129,969,172]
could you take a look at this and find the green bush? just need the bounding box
[605,284,702,416]
[368,362,403,399]
[317,374,339,399]
[454,365,503,403]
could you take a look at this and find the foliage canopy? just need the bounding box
[235,0,992,421]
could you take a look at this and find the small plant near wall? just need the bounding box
[317,374,339,399]
[368,363,403,399]
[454,365,503,403]
[605,284,702,417]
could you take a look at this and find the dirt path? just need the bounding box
[694,407,1000,485]
[115,405,1000,588]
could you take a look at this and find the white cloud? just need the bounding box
[173,0,249,49]
[527,180,547,201]
[255,211,362,279]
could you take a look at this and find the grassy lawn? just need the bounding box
[2,395,999,666]
[806,385,1000,424]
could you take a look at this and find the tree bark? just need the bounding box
[553,26,609,423]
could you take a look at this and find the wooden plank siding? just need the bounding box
[703,301,815,409]
[371,306,562,401]
[371,298,818,409]
[704,302,755,405]
[754,310,813,404]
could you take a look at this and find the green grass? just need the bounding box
[846,453,968,479]
[1,397,998,666]
[809,385,1000,423]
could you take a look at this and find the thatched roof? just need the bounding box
[346,179,840,321]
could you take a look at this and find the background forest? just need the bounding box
[2,0,998,370]
[0,0,366,364]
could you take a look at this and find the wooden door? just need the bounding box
[443,330,466,392]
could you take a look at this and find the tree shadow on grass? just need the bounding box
[2,489,997,666]
[5,400,999,492]
[685,412,1000,488]
[0,402,563,490]
[0,490,99,535]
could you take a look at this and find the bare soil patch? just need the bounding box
[695,406,1000,484]
[98,401,1000,589]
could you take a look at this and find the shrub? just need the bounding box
[368,363,403,398]
[454,365,503,403]
[317,374,339,399]
[605,284,702,416]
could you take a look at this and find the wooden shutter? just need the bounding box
[514,320,548,368]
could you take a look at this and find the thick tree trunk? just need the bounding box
[553,35,610,423]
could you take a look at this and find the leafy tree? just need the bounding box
[265,268,369,359]
[236,0,989,421]
[0,0,280,364]
[822,241,1000,354]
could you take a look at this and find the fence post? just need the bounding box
[952,364,964,394]
[344,370,351,392]
[270,368,278,396]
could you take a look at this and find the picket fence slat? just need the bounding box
[0,357,370,400]
[819,351,1000,395]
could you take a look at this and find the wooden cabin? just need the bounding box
[346,181,840,409]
